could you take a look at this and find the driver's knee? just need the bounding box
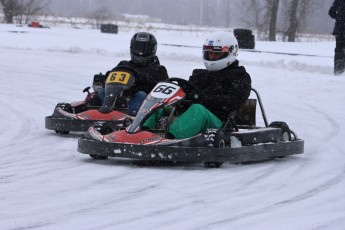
[128,91,147,116]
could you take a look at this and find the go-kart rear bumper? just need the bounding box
[77,137,304,163]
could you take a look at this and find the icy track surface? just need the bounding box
[1,24,345,230]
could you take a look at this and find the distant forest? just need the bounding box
[1,0,336,38]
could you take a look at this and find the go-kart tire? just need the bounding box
[234,29,255,49]
[269,121,291,141]
[269,122,291,159]
[93,122,114,135]
[234,28,252,37]
[56,103,73,113]
[89,154,108,160]
[55,130,70,135]
[204,132,226,168]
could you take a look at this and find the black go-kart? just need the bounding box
[77,78,304,167]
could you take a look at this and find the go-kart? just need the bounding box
[77,78,304,167]
[45,67,137,134]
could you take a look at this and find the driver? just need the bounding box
[167,31,252,139]
[92,32,169,116]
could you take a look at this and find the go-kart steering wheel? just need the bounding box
[167,78,201,101]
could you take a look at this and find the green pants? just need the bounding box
[143,104,223,139]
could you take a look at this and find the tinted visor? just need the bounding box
[203,45,230,61]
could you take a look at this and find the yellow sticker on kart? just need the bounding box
[106,71,130,84]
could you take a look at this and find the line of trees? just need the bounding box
[241,0,323,41]
[1,0,334,41]
[0,0,46,24]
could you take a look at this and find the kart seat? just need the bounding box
[234,99,256,128]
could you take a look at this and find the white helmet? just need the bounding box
[203,31,239,71]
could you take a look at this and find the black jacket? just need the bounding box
[329,0,345,35]
[107,56,169,94]
[189,60,251,121]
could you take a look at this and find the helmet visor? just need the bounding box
[131,42,153,57]
[203,45,230,61]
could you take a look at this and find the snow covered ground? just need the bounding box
[1,23,345,230]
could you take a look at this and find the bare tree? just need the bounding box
[0,0,46,24]
[0,0,21,23]
[88,7,112,29]
[268,0,279,41]
[241,0,269,39]
[296,0,321,33]
[17,0,46,24]
[286,0,299,42]
[241,0,281,41]
[281,0,320,42]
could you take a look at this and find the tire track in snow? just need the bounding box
[0,97,32,149]
[202,162,345,229]
[305,104,340,142]
[235,102,341,190]
[200,103,345,229]
[1,174,158,229]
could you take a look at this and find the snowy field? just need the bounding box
[1,23,345,230]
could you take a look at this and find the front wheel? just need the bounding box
[55,130,70,135]
[55,103,73,113]
[89,154,108,160]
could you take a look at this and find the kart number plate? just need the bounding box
[106,71,131,84]
[151,82,179,98]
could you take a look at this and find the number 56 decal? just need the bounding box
[151,83,179,98]
[106,71,131,84]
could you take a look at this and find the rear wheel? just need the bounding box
[89,154,108,160]
[269,121,291,142]
[204,161,223,168]
[53,103,72,134]
[55,103,73,113]
[55,130,70,135]
[269,122,291,159]
[204,131,226,168]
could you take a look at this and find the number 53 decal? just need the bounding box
[106,71,131,84]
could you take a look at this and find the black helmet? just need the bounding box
[130,32,157,65]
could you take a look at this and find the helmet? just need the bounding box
[203,31,239,71]
[130,32,157,65]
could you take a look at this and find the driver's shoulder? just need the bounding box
[115,60,131,68]
[192,69,207,76]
